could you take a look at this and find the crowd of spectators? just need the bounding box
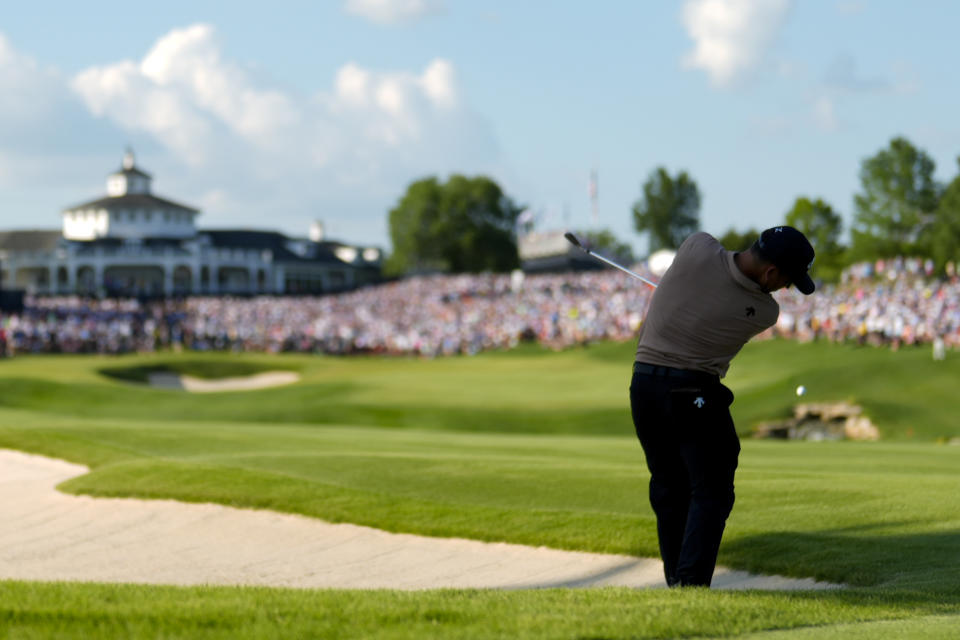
[0,269,653,357]
[2,256,960,357]
[773,258,960,349]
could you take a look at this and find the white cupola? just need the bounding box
[62,150,200,241]
[107,148,153,196]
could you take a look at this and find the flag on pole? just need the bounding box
[516,208,535,235]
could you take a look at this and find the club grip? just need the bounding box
[564,232,582,248]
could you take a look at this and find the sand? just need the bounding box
[0,449,840,591]
[146,371,300,392]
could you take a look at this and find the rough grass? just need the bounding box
[0,582,957,640]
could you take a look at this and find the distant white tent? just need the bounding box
[647,249,677,277]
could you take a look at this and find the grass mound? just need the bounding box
[0,339,956,440]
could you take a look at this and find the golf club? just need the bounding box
[564,232,658,289]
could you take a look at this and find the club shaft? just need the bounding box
[584,250,658,288]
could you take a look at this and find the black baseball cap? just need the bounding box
[756,226,816,295]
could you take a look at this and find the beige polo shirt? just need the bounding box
[634,232,779,378]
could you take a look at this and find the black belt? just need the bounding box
[633,362,717,382]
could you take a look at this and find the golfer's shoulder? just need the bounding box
[675,232,722,266]
[679,231,721,254]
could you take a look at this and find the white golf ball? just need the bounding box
[796,385,806,396]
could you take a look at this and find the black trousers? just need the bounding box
[629,365,740,587]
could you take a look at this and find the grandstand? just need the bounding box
[518,230,602,273]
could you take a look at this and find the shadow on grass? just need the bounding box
[98,360,301,383]
[721,527,960,601]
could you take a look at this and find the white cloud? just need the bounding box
[681,0,791,87]
[72,24,474,162]
[335,64,373,107]
[0,32,123,198]
[344,0,445,25]
[65,24,498,243]
[71,24,304,165]
[73,60,216,166]
[324,57,460,148]
[421,59,457,108]
[0,33,63,124]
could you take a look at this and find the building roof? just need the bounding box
[67,236,192,257]
[201,229,345,264]
[0,226,372,269]
[115,149,151,179]
[203,229,289,249]
[0,230,63,251]
[63,193,199,213]
[112,166,152,179]
[69,237,189,249]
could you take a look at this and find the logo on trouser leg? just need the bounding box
[693,397,705,408]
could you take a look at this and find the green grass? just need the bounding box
[1,415,957,589]
[1,582,957,639]
[1,340,960,638]
[0,339,959,439]
[726,340,960,441]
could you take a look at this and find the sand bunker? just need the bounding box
[0,450,841,591]
[147,371,300,392]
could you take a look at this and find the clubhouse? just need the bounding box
[0,151,382,297]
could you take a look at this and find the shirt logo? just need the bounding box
[745,306,756,317]
[693,397,705,408]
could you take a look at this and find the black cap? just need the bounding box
[756,226,816,295]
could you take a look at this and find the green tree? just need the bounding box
[718,227,759,252]
[580,229,635,264]
[785,196,845,282]
[930,158,960,272]
[850,137,941,260]
[386,175,523,275]
[386,177,444,275]
[632,167,701,252]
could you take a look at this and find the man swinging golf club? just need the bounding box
[630,226,815,588]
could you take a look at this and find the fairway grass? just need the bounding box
[2,418,958,589]
[1,341,960,637]
[0,582,957,640]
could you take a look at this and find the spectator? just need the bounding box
[3,256,959,357]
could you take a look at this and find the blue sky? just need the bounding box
[1,0,958,254]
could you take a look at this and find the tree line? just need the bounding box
[386,136,960,281]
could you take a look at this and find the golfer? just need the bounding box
[630,225,815,587]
